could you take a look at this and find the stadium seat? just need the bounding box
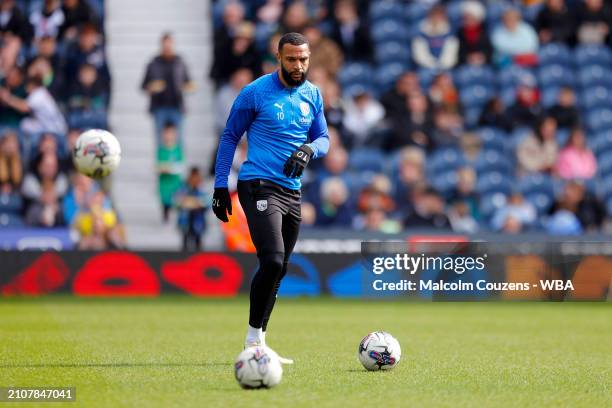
[592,130,612,158]
[519,173,555,196]
[337,62,373,88]
[371,18,410,43]
[586,108,612,133]
[498,65,535,87]
[578,65,612,88]
[476,171,513,195]
[445,0,465,29]
[369,0,404,22]
[525,191,554,215]
[538,43,572,66]
[556,128,570,146]
[426,147,465,177]
[405,2,429,23]
[417,68,441,90]
[347,147,386,173]
[460,84,495,109]
[597,152,612,178]
[464,106,483,128]
[541,86,561,109]
[479,192,508,220]
[606,197,612,217]
[374,62,410,93]
[574,45,612,66]
[0,212,24,227]
[581,86,612,111]
[454,65,495,88]
[477,127,508,152]
[374,41,411,65]
[0,193,23,213]
[538,64,575,88]
[431,171,458,197]
[474,150,514,175]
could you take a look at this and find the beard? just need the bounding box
[280,64,308,87]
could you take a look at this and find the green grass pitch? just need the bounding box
[0,297,610,407]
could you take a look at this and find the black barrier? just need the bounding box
[0,246,609,300]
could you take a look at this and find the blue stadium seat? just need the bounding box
[556,128,570,146]
[479,192,508,220]
[500,86,516,107]
[537,64,575,88]
[446,0,465,29]
[374,62,410,93]
[374,41,411,65]
[370,0,404,22]
[597,152,612,178]
[417,68,441,90]
[0,192,23,213]
[519,173,555,196]
[477,127,508,152]
[347,147,386,173]
[337,62,373,88]
[578,65,612,88]
[586,108,612,133]
[581,86,612,111]
[371,18,410,43]
[538,43,572,66]
[0,212,24,227]
[599,177,612,200]
[426,147,465,177]
[474,150,514,176]
[464,106,483,128]
[454,65,495,88]
[486,2,506,28]
[574,45,612,66]
[431,171,457,197]
[592,130,612,158]
[541,86,561,108]
[476,171,513,195]
[606,197,612,217]
[498,65,535,87]
[460,84,495,109]
[525,191,554,214]
[405,2,429,23]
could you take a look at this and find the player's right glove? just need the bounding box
[283,144,313,178]
[212,188,232,222]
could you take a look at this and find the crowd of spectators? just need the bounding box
[212,0,612,235]
[0,0,126,248]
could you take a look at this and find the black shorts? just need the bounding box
[237,179,301,256]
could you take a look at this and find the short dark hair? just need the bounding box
[278,32,309,53]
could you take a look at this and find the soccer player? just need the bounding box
[212,33,329,363]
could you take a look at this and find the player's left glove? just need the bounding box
[283,144,313,178]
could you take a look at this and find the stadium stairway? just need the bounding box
[106,0,222,249]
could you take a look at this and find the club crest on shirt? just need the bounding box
[256,200,268,211]
[299,102,310,116]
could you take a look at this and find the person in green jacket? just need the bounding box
[157,122,184,222]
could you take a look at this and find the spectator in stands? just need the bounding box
[535,0,576,45]
[342,89,385,148]
[280,0,309,33]
[261,32,283,75]
[385,91,432,152]
[28,132,61,173]
[73,189,124,249]
[404,186,451,229]
[491,192,536,233]
[215,67,253,135]
[517,116,559,173]
[157,123,184,223]
[63,172,93,225]
[428,73,461,113]
[491,8,538,67]
[547,86,580,130]
[301,201,316,227]
[0,0,31,73]
[457,0,492,65]
[0,66,26,127]
[448,166,479,220]
[33,35,61,73]
[322,81,346,142]
[209,21,261,87]
[459,131,482,162]
[359,208,401,233]
[212,1,245,72]
[358,174,395,215]
[411,5,459,70]
[431,106,464,148]
[554,127,597,180]
[448,201,479,234]
[545,201,583,235]
[507,77,543,129]
[59,0,98,42]
[393,146,425,214]
[576,0,611,44]
[478,97,513,132]
[549,180,605,232]
[0,129,22,193]
[64,23,110,95]
[380,71,421,120]
[22,153,68,227]
[303,24,343,77]
[142,32,194,146]
[0,75,67,135]
[315,176,353,227]
[66,63,108,129]
[29,0,64,40]
[27,55,63,100]
[329,0,372,62]
[174,167,208,251]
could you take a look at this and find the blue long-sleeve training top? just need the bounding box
[214,71,330,190]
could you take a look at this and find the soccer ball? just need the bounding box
[358,331,401,371]
[72,129,121,178]
[234,346,283,389]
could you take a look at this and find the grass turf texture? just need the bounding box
[0,298,610,408]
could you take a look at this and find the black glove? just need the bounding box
[283,144,313,178]
[212,188,232,222]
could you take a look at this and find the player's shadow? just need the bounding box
[0,362,230,368]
